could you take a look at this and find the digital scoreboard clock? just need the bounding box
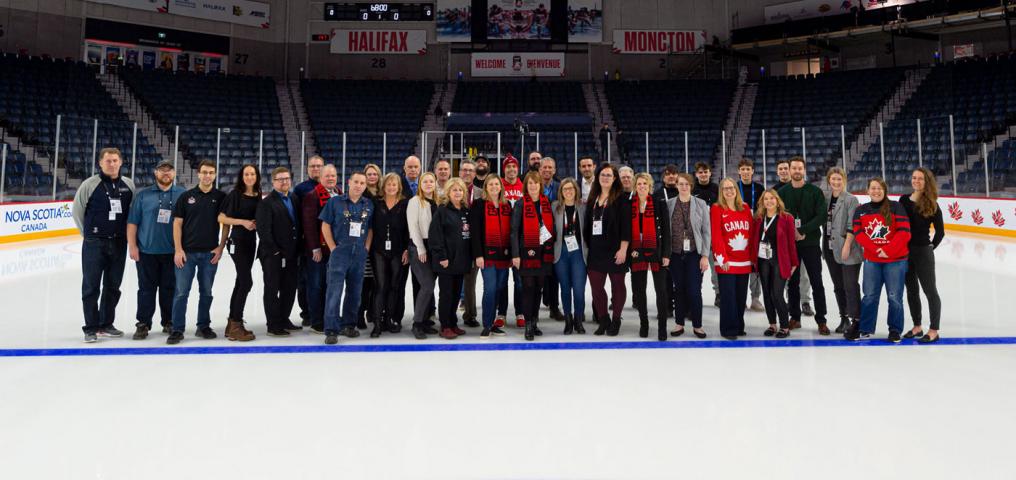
[324,3,435,22]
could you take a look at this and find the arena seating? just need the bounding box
[121,68,286,182]
[745,67,906,185]
[301,79,432,174]
[605,79,736,176]
[0,53,161,194]
[856,54,1016,193]
[447,81,593,178]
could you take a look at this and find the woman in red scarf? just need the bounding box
[470,175,513,339]
[629,173,672,341]
[511,171,555,341]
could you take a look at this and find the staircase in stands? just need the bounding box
[418,82,455,165]
[722,67,757,176]
[277,80,316,171]
[584,82,617,162]
[846,67,931,170]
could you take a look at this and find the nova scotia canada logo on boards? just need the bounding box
[4,204,72,233]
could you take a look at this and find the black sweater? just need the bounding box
[583,194,633,274]
[899,195,944,248]
[371,198,411,257]
[428,203,473,275]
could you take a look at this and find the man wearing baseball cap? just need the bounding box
[126,159,185,340]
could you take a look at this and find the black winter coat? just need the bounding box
[428,203,473,275]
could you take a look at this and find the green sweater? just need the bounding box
[777,182,827,247]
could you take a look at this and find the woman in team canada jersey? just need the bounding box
[845,177,911,343]
[629,173,672,341]
[711,178,754,340]
[511,171,555,341]
[471,175,513,339]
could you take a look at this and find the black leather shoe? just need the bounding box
[903,329,924,339]
[412,326,427,340]
[325,333,338,345]
[370,321,383,338]
[638,319,649,338]
[607,318,621,336]
[423,325,439,335]
[834,318,850,334]
[524,324,535,341]
[563,314,574,335]
[464,318,480,328]
[573,315,586,334]
[693,329,707,339]
[918,333,940,344]
[339,327,360,338]
[594,316,608,335]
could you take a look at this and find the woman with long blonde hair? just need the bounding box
[407,172,440,339]
[470,174,513,338]
[711,178,753,340]
[824,167,862,334]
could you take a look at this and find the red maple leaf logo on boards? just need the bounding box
[993,210,1005,227]
[948,202,963,220]
[971,209,984,225]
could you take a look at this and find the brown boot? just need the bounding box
[227,319,255,341]
[789,319,802,330]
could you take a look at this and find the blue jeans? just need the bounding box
[860,259,908,334]
[172,251,218,333]
[305,253,329,330]
[136,252,175,328]
[498,267,524,316]
[554,248,587,318]
[81,237,128,334]
[480,266,509,328]
[324,249,367,333]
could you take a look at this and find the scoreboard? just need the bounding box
[324,3,435,22]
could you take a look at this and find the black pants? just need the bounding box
[823,245,861,321]
[360,258,376,324]
[261,253,298,330]
[631,268,669,321]
[906,245,942,330]
[522,275,544,326]
[669,252,703,328]
[81,236,127,334]
[227,237,256,321]
[758,260,789,328]
[136,252,175,328]
[542,271,559,309]
[718,273,748,337]
[788,245,827,324]
[372,253,406,324]
[438,273,464,329]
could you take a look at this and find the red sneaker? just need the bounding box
[452,327,466,336]
[516,315,526,328]
[440,328,458,339]
[494,315,506,328]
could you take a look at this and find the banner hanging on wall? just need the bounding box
[611,30,706,54]
[470,52,565,77]
[89,0,269,28]
[330,30,428,55]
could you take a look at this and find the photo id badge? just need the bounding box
[795,218,802,229]
[592,220,603,236]
[759,241,772,260]
[282,257,287,269]
[385,240,392,251]
[109,211,117,221]
[349,221,362,238]
[109,198,122,214]
[157,208,172,224]
[539,225,552,244]
[564,235,579,252]
[683,239,691,252]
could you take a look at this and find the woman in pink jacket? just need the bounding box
[750,189,799,338]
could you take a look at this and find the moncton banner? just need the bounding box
[330,30,427,55]
[0,202,77,244]
[470,52,565,77]
[89,0,270,28]
[611,30,706,55]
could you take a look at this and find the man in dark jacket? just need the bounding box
[257,166,303,336]
[72,147,136,343]
[301,165,342,334]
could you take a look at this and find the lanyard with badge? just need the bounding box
[156,189,173,224]
[104,180,123,221]
[564,207,579,252]
[592,199,606,236]
[534,201,552,245]
[461,209,471,240]
[679,201,692,252]
[759,215,777,260]
[345,202,368,238]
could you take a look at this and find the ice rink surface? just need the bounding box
[2,232,1015,479]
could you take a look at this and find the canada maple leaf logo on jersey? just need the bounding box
[728,232,749,251]
[865,218,889,240]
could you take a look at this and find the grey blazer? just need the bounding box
[552,201,587,263]
[825,191,863,265]
[665,196,711,259]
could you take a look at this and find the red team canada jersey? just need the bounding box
[851,200,911,262]
[502,177,524,206]
[710,204,754,275]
